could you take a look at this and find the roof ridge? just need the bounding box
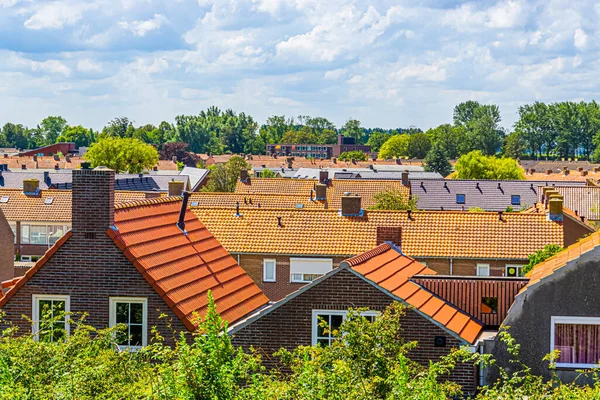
[344,243,392,266]
[114,196,181,210]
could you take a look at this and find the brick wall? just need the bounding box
[416,258,527,277]
[237,254,346,301]
[563,215,594,247]
[0,210,14,284]
[231,268,477,393]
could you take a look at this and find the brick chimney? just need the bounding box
[376,226,401,246]
[168,180,185,197]
[319,170,328,184]
[545,169,552,175]
[315,183,327,200]
[240,169,249,182]
[401,170,409,186]
[286,158,293,169]
[22,179,39,195]
[72,166,115,239]
[548,197,563,221]
[341,193,362,216]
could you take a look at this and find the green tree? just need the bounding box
[407,133,431,158]
[1,123,29,149]
[83,137,158,173]
[424,142,452,177]
[338,150,368,161]
[261,168,276,178]
[521,244,564,276]
[365,131,391,152]
[101,117,134,138]
[57,126,95,147]
[502,131,525,159]
[39,116,68,144]
[341,119,363,143]
[316,128,337,145]
[259,115,295,144]
[369,189,417,210]
[202,155,250,192]
[453,100,481,126]
[378,134,409,159]
[426,124,469,159]
[453,150,524,180]
[280,126,317,144]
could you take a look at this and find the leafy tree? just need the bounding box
[316,128,337,145]
[259,115,295,144]
[365,131,391,152]
[424,142,452,177]
[1,123,29,149]
[175,114,222,154]
[369,189,417,210]
[341,119,363,143]
[338,150,368,162]
[378,134,409,159]
[305,116,335,134]
[521,244,564,276]
[453,150,524,180]
[39,116,68,145]
[202,155,249,192]
[57,126,95,147]
[159,142,202,167]
[502,131,525,159]
[280,126,317,144]
[101,117,134,138]
[406,133,431,158]
[261,168,276,178]
[453,100,481,126]
[84,137,158,173]
[426,124,469,159]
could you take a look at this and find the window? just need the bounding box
[20,223,71,245]
[551,316,600,369]
[290,258,333,283]
[312,310,379,346]
[109,297,147,350]
[456,194,466,204]
[481,297,498,314]
[511,195,521,205]
[476,263,490,276]
[505,264,523,277]
[20,255,32,262]
[32,294,70,342]
[263,259,276,282]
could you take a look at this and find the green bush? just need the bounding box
[338,150,367,161]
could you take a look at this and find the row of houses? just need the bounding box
[1,166,599,395]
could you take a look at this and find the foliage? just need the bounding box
[425,124,468,159]
[424,141,452,177]
[365,131,392,152]
[338,150,368,162]
[369,189,417,210]
[0,123,29,149]
[453,101,505,156]
[378,134,409,159]
[341,119,363,144]
[39,116,68,145]
[83,137,159,173]
[202,155,250,192]
[260,168,276,178]
[453,151,525,180]
[101,117,135,138]
[159,142,203,168]
[407,132,432,158]
[502,131,525,159]
[57,125,95,147]
[521,244,564,276]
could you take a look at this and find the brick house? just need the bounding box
[230,243,483,394]
[0,166,268,347]
[192,194,591,301]
[0,209,13,285]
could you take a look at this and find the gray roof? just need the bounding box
[412,179,587,211]
[293,167,439,181]
[0,170,189,192]
[179,167,209,191]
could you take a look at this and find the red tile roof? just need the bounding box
[108,197,269,329]
[343,244,483,344]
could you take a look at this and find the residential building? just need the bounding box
[188,192,327,210]
[267,135,372,159]
[538,185,600,222]
[0,157,177,172]
[230,243,483,394]
[178,167,210,191]
[192,194,590,301]
[291,167,442,181]
[20,143,76,157]
[412,180,586,212]
[487,230,600,385]
[0,209,14,285]
[0,166,268,347]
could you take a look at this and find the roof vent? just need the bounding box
[176,191,190,232]
[443,182,449,191]
[277,216,282,227]
[498,211,503,221]
[234,202,241,217]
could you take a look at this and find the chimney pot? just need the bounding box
[546,169,552,175]
[240,169,249,182]
[548,198,563,221]
[168,180,185,197]
[341,194,362,216]
[401,170,409,186]
[23,178,39,195]
[319,170,328,184]
[315,183,327,200]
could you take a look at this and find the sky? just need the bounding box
[0,0,598,132]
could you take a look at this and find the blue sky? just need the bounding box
[0,0,598,131]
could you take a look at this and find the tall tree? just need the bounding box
[1,123,29,149]
[453,100,481,126]
[39,116,67,145]
[378,134,409,159]
[341,119,363,143]
[57,126,95,147]
[424,141,452,177]
[426,124,468,159]
[84,137,158,173]
[366,131,391,152]
[454,150,524,180]
[202,156,250,192]
[406,133,431,158]
[503,131,525,159]
[101,117,134,138]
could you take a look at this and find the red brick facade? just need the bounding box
[231,268,477,393]
[0,210,14,285]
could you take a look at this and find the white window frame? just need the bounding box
[263,259,276,282]
[20,255,33,262]
[476,263,490,276]
[505,264,523,277]
[109,297,148,351]
[551,316,600,369]
[290,258,333,283]
[311,309,379,346]
[20,222,71,246]
[32,294,70,342]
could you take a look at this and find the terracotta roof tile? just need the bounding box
[344,244,483,344]
[109,199,269,329]
[192,208,564,259]
[188,192,326,209]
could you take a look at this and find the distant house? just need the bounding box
[178,167,210,191]
[192,192,590,301]
[0,167,268,347]
[20,143,76,157]
[231,243,483,394]
[267,135,371,159]
[411,180,586,212]
[540,185,600,222]
[487,230,600,385]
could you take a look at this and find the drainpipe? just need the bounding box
[449,258,453,275]
[237,254,241,265]
[479,342,485,387]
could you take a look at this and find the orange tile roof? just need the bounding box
[188,192,326,209]
[0,189,162,222]
[192,208,564,259]
[345,244,483,343]
[525,172,597,182]
[0,156,177,171]
[234,178,409,209]
[524,230,600,292]
[108,197,269,329]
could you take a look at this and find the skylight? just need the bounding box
[0,196,8,203]
[190,201,199,207]
[44,197,53,205]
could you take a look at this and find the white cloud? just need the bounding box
[24,1,96,30]
[324,68,347,80]
[119,14,168,37]
[443,0,525,32]
[573,28,588,50]
[77,58,102,73]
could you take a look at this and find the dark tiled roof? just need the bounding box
[412,180,586,211]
